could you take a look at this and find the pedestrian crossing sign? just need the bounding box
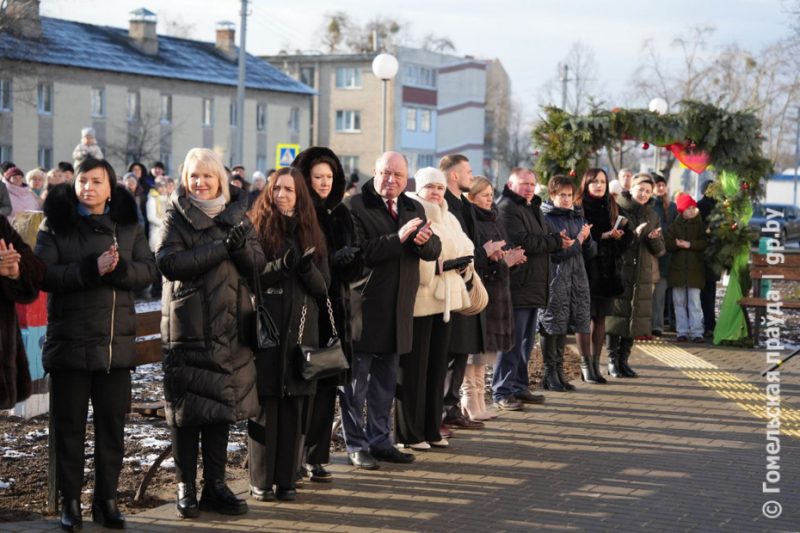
[276,144,300,168]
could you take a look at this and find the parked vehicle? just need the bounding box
[749,204,800,245]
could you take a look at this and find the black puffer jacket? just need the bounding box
[473,204,515,353]
[157,185,266,428]
[539,202,597,335]
[606,193,666,338]
[581,193,633,299]
[35,183,157,373]
[496,186,563,309]
[292,147,364,387]
[255,215,330,398]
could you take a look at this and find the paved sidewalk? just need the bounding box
[2,340,799,532]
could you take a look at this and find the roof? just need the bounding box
[0,17,315,96]
[261,52,378,64]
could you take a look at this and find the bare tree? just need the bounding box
[420,33,456,54]
[317,12,350,53]
[159,12,195,39]
[105,107,173,169]
[0,0,45,107]
[537,42,601,115]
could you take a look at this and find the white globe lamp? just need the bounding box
[648,97,669,115]
[373,53,399,153]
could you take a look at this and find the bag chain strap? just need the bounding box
[296,292,337,346]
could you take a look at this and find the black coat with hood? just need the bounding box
[291,147,363,387]
[157,185,266,428]
[35,183,157,373]
[496,186,563,309]
[580,193,634,299]
[255,215,330,398]
[345,179,442,356]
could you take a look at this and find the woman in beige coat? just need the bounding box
[394,167,474,450]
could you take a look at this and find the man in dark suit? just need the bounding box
[340,151,442,469]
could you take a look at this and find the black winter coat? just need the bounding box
[539,203,597,335]
[157,185,266,428]
[35,183,157,373]
[606,193,666,338]
[581,194,634,299]
[292,146,364,387]
[665,214,708,289]
[345,179,442,355]
[473,204,515,353]
[444,190,486,354]
[496,186,563,309]
[255,215,330,398]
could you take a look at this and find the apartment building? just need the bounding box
[0,2,314,177]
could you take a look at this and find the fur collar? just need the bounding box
[291,146,346,211]
[43,182,140,233]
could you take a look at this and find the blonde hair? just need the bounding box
[468,175,493,201]
[632,172,655,188]
[26,168,45,187]
[181,148,230,202]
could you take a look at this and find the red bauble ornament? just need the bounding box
[642,142,650,150]
[533,151,539,156]
[586,150,592,155]
[732,223,739,230]
[690,142,697,149]
[570,170,576,177]
[615,146,621,152]
[743,183,749,190]
[612,107,620,113]
[757,134,763,139]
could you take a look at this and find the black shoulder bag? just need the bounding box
[250,261,280,350]
[295,293,349,381]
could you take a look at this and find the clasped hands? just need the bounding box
[398,218,433,246]
[0,239,21,279]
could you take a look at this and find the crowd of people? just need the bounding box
[0,136,720,531]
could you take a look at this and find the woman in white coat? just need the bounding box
[394,167,474,450]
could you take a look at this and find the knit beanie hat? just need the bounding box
[81,127,96,138]
[4,167,23,180]
[676,193,697,213]
[415,167,446,190]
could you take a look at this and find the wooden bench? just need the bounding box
[738,253,800,343]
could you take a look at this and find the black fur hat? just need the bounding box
[291,146,346,210]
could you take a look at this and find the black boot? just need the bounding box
[541,334,564,392]
[60,499,83,532]
[556,336,576,391]
[618,337,638,377]
[176,482,200,519]
[580,354,599,384]
[607,335,622,378]
[592,353,607,384]
[199,479,248,515]
[91,499,126,529]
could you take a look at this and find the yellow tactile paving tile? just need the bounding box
[639,343,800,440]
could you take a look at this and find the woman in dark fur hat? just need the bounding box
[34,158,157,531]
[291,147,363,483]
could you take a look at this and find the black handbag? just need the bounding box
[294,294,349,381]
[250,262,280,350]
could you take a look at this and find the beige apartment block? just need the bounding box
[0,2,313,180]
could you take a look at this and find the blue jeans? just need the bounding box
[338,351,400,454]
[672,287,704,339]
[492,308,538,402]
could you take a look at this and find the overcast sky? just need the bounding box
[41,0,791,118]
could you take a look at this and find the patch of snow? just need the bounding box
[140,438,170,448]
[0,478,14,489]
[25,428,48,441]
[226,442,241,452]
[3,450,32,459]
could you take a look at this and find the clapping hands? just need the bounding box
[97,245,119,276]
[0,239,21,279]
[503,247,527,267]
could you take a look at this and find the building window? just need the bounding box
[91,88,105,118]
[341,155,359,174]
[0,80,11,111]
[230,101,237,127]
[38,83,53,114]
[0,146,12,162]
[406,108,417,131]
[127,91,140,121]
[160,94,172,123]
[256,155,267,174]
[202,98,214,126]
[335,110,361,132]
[417,154,434,169]
[289,107,300,133]
[160,153,172,175]
[38,148,52,169]
[336,67,361,89]
[300,67,315,88]
[405,64,436,89]
[256,103,267,131]
[420,109,432,132]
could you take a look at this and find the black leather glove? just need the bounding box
[281,247,296,272]
[224,223,247,253]
[442,256,473,272]
[297,247,315,273]
[331,246,360,267]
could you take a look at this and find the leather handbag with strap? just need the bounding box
[245,261,280,350]
[294,293,349,381]
[459,264,489,316]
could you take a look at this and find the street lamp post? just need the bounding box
[794,106,799,206]
[372,53,399,154]
[648,97,668,174]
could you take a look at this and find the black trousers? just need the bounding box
[248,396,302,490]
[51,369,130,500]
[304,385,337,464]
[170,423,228,484]
[395,314,452,444]
[443,352,468,421]
[701,266,719,332]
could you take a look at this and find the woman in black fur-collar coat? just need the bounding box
[34,159,157,531]
[291,147,363,482]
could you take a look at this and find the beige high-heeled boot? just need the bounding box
[462,364,491,421]
[473,364,497,419]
